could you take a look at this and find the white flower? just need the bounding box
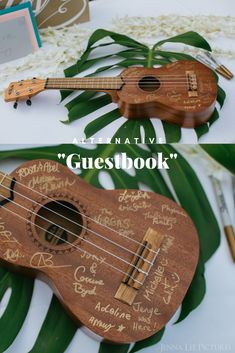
[1,16,234,94]
[112,15,235,41]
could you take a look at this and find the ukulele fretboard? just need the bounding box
[45,77,124,91]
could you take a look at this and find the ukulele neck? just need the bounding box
[45,77,123,91]
[0,172,14,203]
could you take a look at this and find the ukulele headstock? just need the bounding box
[4,78,46,107]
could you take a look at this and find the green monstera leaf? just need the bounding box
[60,29,226,142]
[201,144,235,175]
[0,144,220,353]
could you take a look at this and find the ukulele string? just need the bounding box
[48,82,189,84]
[47,75,192,82]
[0,182,160,268]
[0,193,157,285]
[0,182,153,264]
[45,84,190,86]
[46,81,190,85]
[47,75,189,79]
[0,173,158,254]
[15,83,191,96]
[14,79,193,97]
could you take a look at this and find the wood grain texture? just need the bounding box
[117,61,217,127]
[4,60,217,128]
[0,160,199,343]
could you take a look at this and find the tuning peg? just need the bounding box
[13,101,18,109]
[26,99,32,106]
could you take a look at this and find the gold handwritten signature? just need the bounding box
[73,265,104,298]
[16,161,59,180]
[30,252,72,269]
[3,249,24,262]
[0,218,20,245]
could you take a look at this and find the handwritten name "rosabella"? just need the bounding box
[59,152,178,170]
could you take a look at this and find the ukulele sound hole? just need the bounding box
[35,200,83,248]
[138,76,160,92]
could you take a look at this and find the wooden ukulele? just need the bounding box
[4,60,217,128]
[0,159,199,344]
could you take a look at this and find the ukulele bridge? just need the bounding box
[186,71,198,97]
[115,228,164,305]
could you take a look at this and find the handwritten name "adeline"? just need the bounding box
[95,302,131,320]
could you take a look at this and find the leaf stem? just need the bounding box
[147,48,153,68]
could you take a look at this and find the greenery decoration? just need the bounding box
[201,144,235,175]
[0,143,223,352]
[61,29,226,142]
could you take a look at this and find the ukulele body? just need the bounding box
[111,60,217,127]
[0,160,199,343]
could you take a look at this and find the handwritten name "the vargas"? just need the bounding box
[94,208,131,231]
